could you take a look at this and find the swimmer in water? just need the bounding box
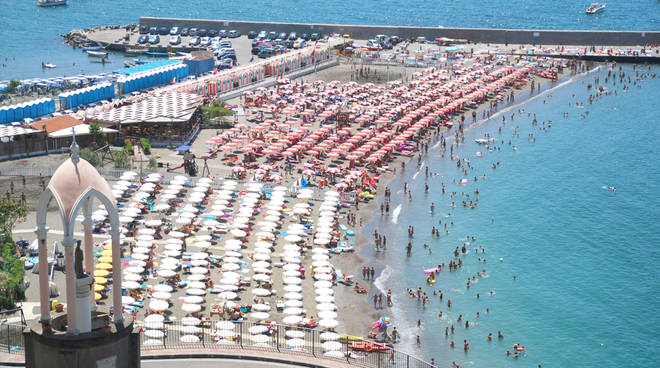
[609,186,616,192]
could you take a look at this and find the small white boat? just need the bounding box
[42,62,56,69]
[37,0,67,7]
[475,139,489,144]
[87,50,109,57]
[586,2,605,14]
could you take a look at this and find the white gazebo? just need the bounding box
[35,131,122,334]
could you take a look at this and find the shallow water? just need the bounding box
[364,65,660,367]
[2,0,659,80]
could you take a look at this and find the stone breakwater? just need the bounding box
[62,24,137,48]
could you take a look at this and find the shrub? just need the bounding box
[148,157,158,170]
[113,151,131,169]
[140,138,151,155]
[79,148,101,167]
[123,139,133,155]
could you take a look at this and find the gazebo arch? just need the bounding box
[34,131,122,335]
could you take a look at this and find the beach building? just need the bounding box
[80,91,203,146]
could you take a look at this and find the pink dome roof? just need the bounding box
[47,156,116,224]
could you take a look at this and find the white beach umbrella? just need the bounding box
[252,304,271,312]
[215,321,235,330]
[154,284,173,292]
[250,334,270,343]
[180,335,200,343]
[187,288,206,296]
[149,299,169,311]
[181,317,201,326]
[284,292,303,300]
[282,315,302,325]
[283,307,303,315]
[250,312,270,320]
[318,311,338,320]
[144,314,164,323]
[316,303,337,311]
[284,299,303,308]
[283,284,302,293]
[182,303,201,313]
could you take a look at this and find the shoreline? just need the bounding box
[331,62,582,338]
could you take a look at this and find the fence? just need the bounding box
[137,319,433,368]
[0,164,332,200]
[0,323,25,354]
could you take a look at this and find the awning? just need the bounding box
[48,124,117,138]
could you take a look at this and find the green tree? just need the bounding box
[79,148,101,167]
[5,79,20,94]
[113,150,131,169]
[201,101,235,127]
[0,242,26,309]
[0,199,27,243]
[88,123,106,146]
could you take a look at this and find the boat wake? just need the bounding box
[391,204,402,224]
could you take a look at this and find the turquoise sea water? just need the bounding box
[1,0,659,80]
[364,65,660,367]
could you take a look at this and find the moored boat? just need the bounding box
[586,2,606,14]
[37,0,67,7]
[87,50,109,57]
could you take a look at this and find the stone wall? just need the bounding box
[140,17,660,46]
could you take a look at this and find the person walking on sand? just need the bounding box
[378,293,383,308]
[373,294,378,308]
[370,267,375,280]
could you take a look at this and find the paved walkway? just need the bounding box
[0,348,354,367]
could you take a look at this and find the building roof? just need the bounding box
[28,114,82,133]
[82,91,202,125]
[48,155,116,226]
[0,125,39,139]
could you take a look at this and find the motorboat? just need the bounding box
[87,50,109,57]
[41,62,56,69]
[37,0,67,7]
[586,3,605,14]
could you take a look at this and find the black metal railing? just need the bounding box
[136,319,434,368]
[0,323,25,354]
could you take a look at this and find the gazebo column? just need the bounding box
[82,198,96,311]
[34,226,51,325]
[110,228,123,323]
[61,236,78,334]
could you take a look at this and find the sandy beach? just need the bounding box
[2,53,577,350]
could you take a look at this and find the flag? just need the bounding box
[170,77,176,84]
[213,69,217,75]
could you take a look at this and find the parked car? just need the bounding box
[149,27,158,35]
[137,35,149,44]
[228,30,240,38]
[169,27,180,35]
[189,36,200,46]
[258,48,276,58]
[180,28,189,36]
[218,29,228,38]
[158,27,169,35]
[252,45,266,55]
[139,25,148,34]
[310,33,320,41]
[288,32,297,40]
[278,32,287,40]
[247,31,257,39]
[169,35,181,45]
[301,33,310,41]
[189,28,198,36]
[148,35,160,44]
[200,37,211,46]
[208,29,219,37]
[284,40,294,49]
[258,30,267,39]
[268,31,278,40]
[219,59,233,69]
